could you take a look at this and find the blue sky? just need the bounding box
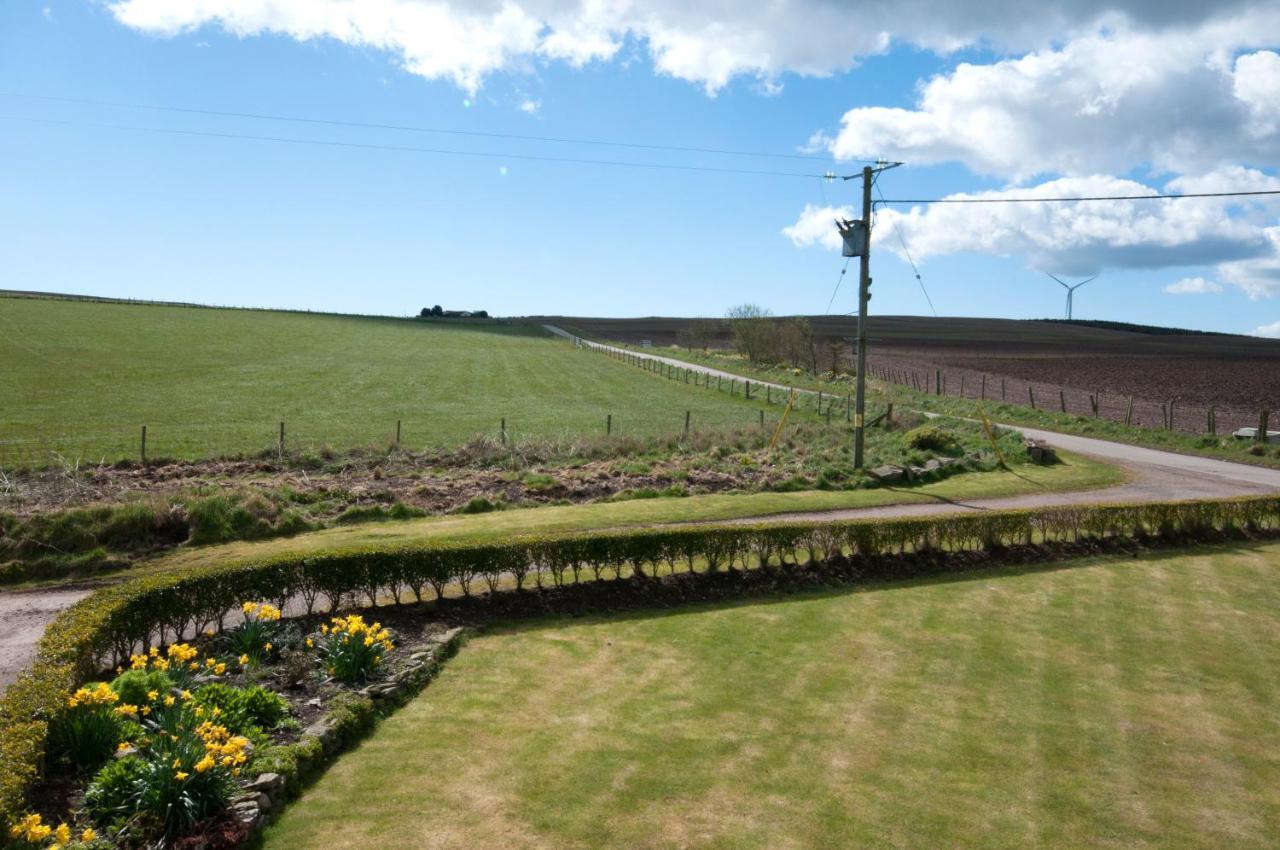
[1,1,1278,335]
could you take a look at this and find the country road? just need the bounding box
[3,332,1278,689]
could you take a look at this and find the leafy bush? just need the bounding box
[191,683,288,734]
[109,669,173,708]
[903,426,961,454]
[455,496,499,514]
[84,756,148,824]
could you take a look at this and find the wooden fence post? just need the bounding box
[684,410,691,437]
[746,380,751,400]
[279,421,285,456]
[1259,410,1270,444]
[140,424,147,467]
[1089,394,1098,417]
[1028,387,1036,409]
[1125,396,1134,426]
[1059,390,1067,413]
[607,414,612,435]
[500,418,506,446]
[935,369,941,396]
[960,376,965,397]
[396,419,401,448]
[1169,401,1176,431]
[981,375,986,400]
[1208,406,1216,435]
[886,402,894,424]
[1001,378,1006,401]
[759,410,764,428]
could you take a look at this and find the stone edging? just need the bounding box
[226,626,466,842]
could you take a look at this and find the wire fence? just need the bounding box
[867,360,1275,441]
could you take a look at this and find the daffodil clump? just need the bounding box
[124,642,226,687]
[84,689,251,841]
[7,813,97,848]
[225,601,283,666]
[314,614,394,683]
[49,683,122,769]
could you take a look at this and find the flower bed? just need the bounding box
[6,605,463,849]
[4,494,1280,847]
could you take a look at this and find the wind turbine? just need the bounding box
[1045,273,1099,320]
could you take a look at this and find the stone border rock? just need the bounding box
[226,626,465,841]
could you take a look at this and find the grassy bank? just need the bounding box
[11,448,1119,589]
[263,540,1280,849]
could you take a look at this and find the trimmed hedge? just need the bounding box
[3,494,1280,834]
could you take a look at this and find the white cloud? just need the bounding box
[1164,276,1223,294]
[105,1,1276,95]
[518,98,541,115]
[1253,320,1280,338]
[782,204,854,251]
[1219,227,1280,298]
[824,22,1280,178]
[785,172,1280,296]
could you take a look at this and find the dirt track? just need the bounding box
[3,332,1278,689]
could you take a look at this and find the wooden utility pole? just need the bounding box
[853,165,873,469]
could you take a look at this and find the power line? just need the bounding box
[0,114,826,179]
[874,183,935,316]
[878,189,1280,204]
[825,257,851,314]
[0,91,879,164]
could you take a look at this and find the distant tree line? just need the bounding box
[677,305,847,376]
[420,305,489,319]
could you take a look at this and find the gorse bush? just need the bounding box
[903,426,961,454]
[3,495,1280,835]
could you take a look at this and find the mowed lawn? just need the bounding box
[0,297,771,461]
[265,543,1280,850]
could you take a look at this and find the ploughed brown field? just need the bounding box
[535,315,1280,435]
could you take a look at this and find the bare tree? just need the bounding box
[826,338,847,377]
[689,318,722,352]
[726,304,774,363]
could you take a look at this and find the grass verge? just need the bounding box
[262,540,1280,850]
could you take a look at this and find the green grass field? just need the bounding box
[264,542,1280,849]
[0,297,778,463]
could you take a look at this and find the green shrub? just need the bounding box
[85,755,148,825]
[903,426,961,454]
[109,669,174,708]
[223,601,283,666]
[326,693,376,747]
[191,684,288,734]
[456,496,499,514]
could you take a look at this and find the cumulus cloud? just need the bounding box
[1164,277,1223,294]
[518,98,541,115]
[823,20,1280,178]
[1253,320,1280,338]
[106,0,1273,95]
[785,172,1280,296]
